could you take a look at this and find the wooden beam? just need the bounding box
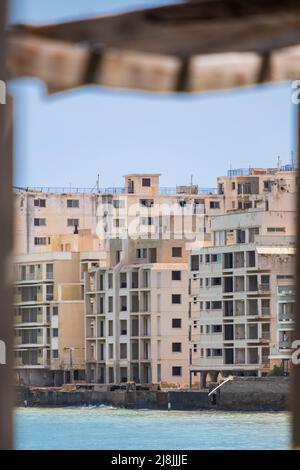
[0,0,14,451]
[11,0,300,57]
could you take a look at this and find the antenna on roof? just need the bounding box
[96,174,100,193]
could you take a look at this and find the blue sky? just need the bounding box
[9,0,296,189]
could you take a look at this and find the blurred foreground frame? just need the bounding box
[2,0,300,449]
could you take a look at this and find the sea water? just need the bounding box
[15,407,290,450]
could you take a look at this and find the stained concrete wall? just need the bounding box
[216,377,289,411]
[16,377,290,411]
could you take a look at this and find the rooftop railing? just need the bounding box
[14,186,218,195]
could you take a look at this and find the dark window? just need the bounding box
[67,218,79,227]
[172,247,182,257]
[34,199,46,207]
[172,342,182,352]
[172,318,182,328]
[52,307,58,316]
[34,237,47,245]
[191,255,199,271]
[172,294,181,304]
[172,271,181,281]
[142,178,151,187]
[210,201,220,209]
[52,328,58,337]
[67,199,79,208]
[140,199,154,207]
[34,218,46,226]
[52,350,59,359]
[172,366,182,376]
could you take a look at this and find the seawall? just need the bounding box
[16,377,290,411]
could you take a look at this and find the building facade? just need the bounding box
[189,167,296,388]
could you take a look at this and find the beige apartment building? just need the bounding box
[189,167,296,388]
[14,174,223,387]
[13,229,104,386]
[84,173,225,388]
[14,167,296,388]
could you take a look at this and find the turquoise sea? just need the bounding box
[15,407,290,450]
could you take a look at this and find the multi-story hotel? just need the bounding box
[189,167,296,388]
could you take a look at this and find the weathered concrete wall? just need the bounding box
[217,377,289,411]
[16,387,209,410]
[16,377,290,411]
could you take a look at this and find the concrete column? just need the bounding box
[199,371,207,389]
[210,371,219,383]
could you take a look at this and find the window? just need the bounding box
[52,306,58,316]
[114,218,125,228]
[236,229,246,244]
[108,344,114,359]
[67,218,79,227]
[172,247,182,257]
[120,343,127,359]
[267,227,286,233]
[212,325,222,333]
[249,227,259,243]
[211,301,222,309]
[34,237,47,245]
[52,350,59,359]
[172,342,182,352]
[34,218,46,226]
[190,255,199,271]
[136,248,147,259]
[211,277,221,286]
[34,199,46,207]
[120,272,127,288]
[172,366,182,376]
[142,178,151,187]
[140,199,154,207]
[108,320,113,336]
[120,296,127,311]
[113,199,125,209]
[108,273,113,289]
[211,254,219,263]
[210,201,220,209]
[212,349,223,357]
[108,297,113,312]
[172,318,182,328]
[172,294,181,304]
[67,199,79,208]
[46,263,53,279]
[46,285,53,301]
[52,328,58,337]
[120,320,127,336]
[172,271,181,281]
[140,217,153,225]
[232,182,236,190]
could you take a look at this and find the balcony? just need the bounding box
[279,340,292,350]
[261,307,271,317]
[259,283,270,293]
[279,312,294,322]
